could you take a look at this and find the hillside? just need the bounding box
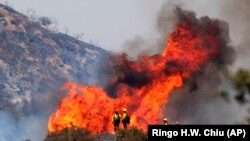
[0,3,109,134]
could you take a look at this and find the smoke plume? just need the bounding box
[117,1,243,125]
[163,3,246,124]
[122,2,178,60]
[218,0,250,70]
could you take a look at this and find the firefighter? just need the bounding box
[121,108,130,129]
[163,118,168,125]
[176,121,179,125]
[112,109,121,133]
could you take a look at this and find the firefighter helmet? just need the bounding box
[122,108,127,112]
[163,118,168,122]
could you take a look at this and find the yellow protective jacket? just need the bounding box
[112,113,121,123]
[122,113,128,120]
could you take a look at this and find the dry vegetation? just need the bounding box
[44,126,147,141]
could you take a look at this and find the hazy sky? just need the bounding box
[0,0,222,52]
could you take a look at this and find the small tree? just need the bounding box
[230,68,250,124]
[38,16,52,26]
[232,68,250,103]
[26,8,37,20]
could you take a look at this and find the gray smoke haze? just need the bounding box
[218,0,250,70]
[0,111,48,141]
[0,85,68,141]
[122,1,178,60]
[165,64,246,124]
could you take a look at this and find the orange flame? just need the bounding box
[48,12,222,133]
